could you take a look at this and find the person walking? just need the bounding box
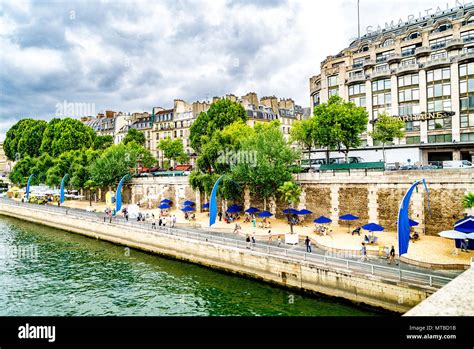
[151,216,156,230]
[252,217,257,230]
[162,216,167,227]
[218,211,222,222]
[267,230,272,242]
[305,236,312,253]
[251,234,256,244]
[461,238,470,252]
[360,242,368,262]
[277,235,282,247]
[246,235,251,249]
[171,215,176,228]
[388,245,398,265]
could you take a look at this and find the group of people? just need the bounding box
[184,211,196,221]
[314,224,331,236]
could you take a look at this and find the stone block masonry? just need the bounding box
[0,202,438,313]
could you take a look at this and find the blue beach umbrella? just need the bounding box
[409,219,419,227]
[455,216,474,233]
[283,208,299,215]
[314,216,332,224]
[181,206,195,212]
[228,204,243,210]
[226,206,241,213]
[245,207,260,214]
[202,203,210,209]
[362,223,384,232]
[339,214,359,233]
[298,209,313,215]
[183,200,195,206]
[258,211,273,218]
[161,199,172,204]
[158,203,170,209]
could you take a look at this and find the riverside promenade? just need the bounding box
[0,198,459,313]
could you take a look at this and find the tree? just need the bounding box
[4,119,47,160]
[190,98,247,153]
[369,112,405,164]
[313,95,368,163]
[158,138,189,166]
[277,181,302,234]
[94,135,114,150]
[123,128,146,146]
[90,142,155,187]
[290,119,316,154]
[463,192,474,214]
[231,121,299,210]
[84,179,99,206]
[9,156,37,186]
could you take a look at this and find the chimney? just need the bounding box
[260,96,279,114]
[241,92,259,107]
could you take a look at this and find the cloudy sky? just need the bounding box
[0,0,460,139]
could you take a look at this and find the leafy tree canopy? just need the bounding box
[158,138,189,165]
[122,128,146,146]
[4,119,48,160]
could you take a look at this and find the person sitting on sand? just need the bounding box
[411,231,419,242]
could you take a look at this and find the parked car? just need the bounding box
[442,160,474,169]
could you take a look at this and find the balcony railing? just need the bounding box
[458,51,474,62]
[415,46,431,57]
[387,53,402,64]
[363,60,376,68]
[347,74,367,84]
[395,62,420,75]
[370,68,392,79]
[445,38,464,51]
[424,56,451,68]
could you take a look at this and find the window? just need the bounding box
[350,96,366,107]
[328,88,339,97]
[462,16,474,26]
[327,75,338,87]
[460,113,474,128]
[399,104,420,116]
[372,78,391,92]
[376,51,393,63]
[312,92,320,107]
[400,58,417,67]
[428,116,452,130]
[429,36,452,49]
[460,133,474,141]
[401,43,422,56]
[399,88,420,102]
[427,68,450,82]
[428,134,452,143]
[353,57,367,68]
[406,136,421,144]
[398,73,419,87]
[348,83,366,95]
[375,64,389,72]
[404,32,421,41]
[430,51,447,61]
[358,45,369,53]
[461,30,474,43]
[372,92,391,106]
[380,38,395,48]
[431,24,452,34]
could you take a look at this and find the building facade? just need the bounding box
[310,4,474,164]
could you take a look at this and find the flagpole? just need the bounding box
[357,0,361,40]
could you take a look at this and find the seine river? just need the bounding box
[0,216,378,316]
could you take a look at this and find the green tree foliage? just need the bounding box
[122,128,146,146]
[313,95,368,162]
[4,119,47,160]
[369,112,406,163]
[230,121,299,209]
[90,142,155,187]
[277,180,302,233]
[93,135,114,150]
[9,156,37,186]
[158,138,189,165]
[39,118,97,157]
[190,99,247,153]
[463,192,474,209]
[290,118,317,154]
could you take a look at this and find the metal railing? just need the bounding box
[0,198,454,289]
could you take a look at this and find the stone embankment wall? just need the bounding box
[130,170,474,236]
[0,201,437,313]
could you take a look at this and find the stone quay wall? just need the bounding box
[130,170,474,236]
[0,201,437,313]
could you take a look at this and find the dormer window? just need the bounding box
[404,32,421,41]
[462,16,474,26]
[432,23,452,34]
[358,45,369,53]
[380,39,394,48]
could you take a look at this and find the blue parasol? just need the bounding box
[314,216,332,224]
[258,211,273,218]
[245,207,260,214]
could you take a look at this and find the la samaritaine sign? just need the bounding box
[396,111,455,122]
[366,0,473,34]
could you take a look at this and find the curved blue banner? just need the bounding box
[26,174,35,201]
[116,174,130,213]
[209,176,224,227]
[397,179,430,256]
[60,174,69,204]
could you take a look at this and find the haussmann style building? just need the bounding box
[309,3,474,165]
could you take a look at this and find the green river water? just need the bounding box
[0,216,379,316]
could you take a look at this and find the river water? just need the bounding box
[0,216,378,316]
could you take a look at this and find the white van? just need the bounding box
[442,160,474,169]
